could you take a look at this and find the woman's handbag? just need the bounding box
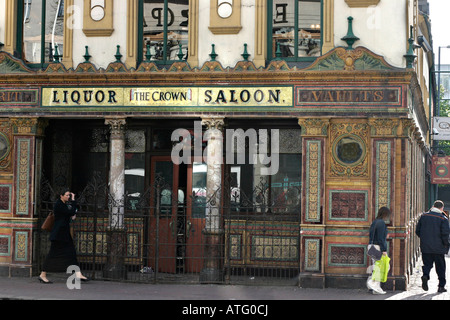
[372,255,390,283]
[367,244,382,260]
[41,212,54,232]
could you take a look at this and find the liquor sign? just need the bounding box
[433,117,450,141]
[431,156,450,184]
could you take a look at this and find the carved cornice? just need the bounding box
[0,47,410,85]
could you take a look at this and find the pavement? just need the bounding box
[0,256,448,303]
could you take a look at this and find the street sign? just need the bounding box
[433,117,450,140]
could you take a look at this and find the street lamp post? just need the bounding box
[434,45,450,204]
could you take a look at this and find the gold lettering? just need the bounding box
[373,90,384,102]
[312,91,323,101]
[327,91,334,102]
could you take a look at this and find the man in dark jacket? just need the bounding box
[416,200,450,293]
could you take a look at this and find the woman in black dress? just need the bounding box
[39,189,89,283]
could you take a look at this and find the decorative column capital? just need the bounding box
[298,118,330,137]
[368,118,400,137]
[201,117,225,131]
[11,118,48,137]
[105,118,126,139]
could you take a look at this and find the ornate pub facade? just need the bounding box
[0,0,434,289]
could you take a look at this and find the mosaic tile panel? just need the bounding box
[0,184,11,212]
[329,190,368,221]
[328,244,366,267]
[305,238,320,271]
[0,235,10,256]
[14,231,28,262]
[305,140,321,222]
[251,235,298,262]
[15,138,31,216]
[375,141,391,210]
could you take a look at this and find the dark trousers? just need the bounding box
[422,253,446,288]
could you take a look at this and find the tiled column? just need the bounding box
[297,118,328,288]
[104,118,127,280]
[10,118,48,276]
[200,117,225,283]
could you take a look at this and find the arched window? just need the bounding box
[139,0,189,64]
[268,0,322,61]
[18,0,65,66]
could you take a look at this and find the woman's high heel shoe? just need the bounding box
[38,276,52,284]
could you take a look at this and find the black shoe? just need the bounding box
[38,276,52,284]
[438,287,447,293]
[421,276,429,291]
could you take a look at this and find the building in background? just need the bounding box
[0,0,436,290]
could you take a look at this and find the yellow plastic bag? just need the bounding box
[372,255,390,283]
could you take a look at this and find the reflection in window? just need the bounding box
[153,161,174,216]
[143,0,189,62]
[271,0,321,59]
[191,162,207,218]
[23,0,65,64]
[125,153,145,210]
[227,129,302,218]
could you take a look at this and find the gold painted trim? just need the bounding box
[62,0,74,69]
[322,0,334,54]
[209,0,242,35]
[83,0,114,37]
[188,0,199,67]
[126,0,138,68]
[4,0,17,55]
[254,0,267,68]
[344,0,380,7]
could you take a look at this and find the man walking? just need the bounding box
[415,200,450,293]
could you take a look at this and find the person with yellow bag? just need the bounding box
[367,207,391,295]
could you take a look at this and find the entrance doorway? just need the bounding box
[148,156,207,274]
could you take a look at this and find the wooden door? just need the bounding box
[148,156,179,274]
[185,161,207,273]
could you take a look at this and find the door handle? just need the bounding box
[169,221,177,237]
[186,220,192,238]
